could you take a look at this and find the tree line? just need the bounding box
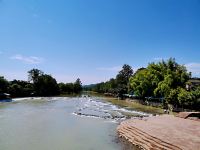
[84,64,133,98]
[0,69,82,97]
[85,58,200,110]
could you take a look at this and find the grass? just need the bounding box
[104,97,165,114]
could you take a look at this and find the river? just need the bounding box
[0,97,148,150]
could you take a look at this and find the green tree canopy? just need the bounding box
[129,68,153,98]
[116,64,134,98]
[129,58,190,106]
[34,74,60,96]
[0,76,9,93]
[73,78,82,94]
[28,69,60,96]
[116,64,133,85]
[28,68,44,83]
[8,80,33,97]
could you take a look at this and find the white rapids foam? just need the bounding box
[73,97,150,121]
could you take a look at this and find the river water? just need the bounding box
[0,97,148,150]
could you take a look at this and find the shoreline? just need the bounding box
[117,114,200,150]
[103,97,165,115]
[117,136,141,150]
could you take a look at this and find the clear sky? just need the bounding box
[0,0,200,84]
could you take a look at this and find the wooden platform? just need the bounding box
[117,115,200,150]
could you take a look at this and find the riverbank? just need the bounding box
[84,91,166,115]
[103,97,165,115]
[117,114,200,150]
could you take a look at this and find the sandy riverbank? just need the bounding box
[117,115,200,150]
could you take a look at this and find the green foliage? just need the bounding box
[58,82,66,93]
[65,83,74,93]
[8,80,33,97]
[1,69,82,97]
[0,76,9,93]
[116,64,133,86]
[73,78,82,94]
[58,79,82,94]
[129,68,153,98]
[129,58,191,108]
[28,69,60,96]
[174,86,200,110]
[167,88,180,106]
[34,74,60,96]
[85,64,133,99]
[28,68,44,83]
[116,64,133,98]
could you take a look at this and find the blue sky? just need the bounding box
[0,0,200,84]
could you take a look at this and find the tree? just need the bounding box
[129,58,190,106]
[129,68,153,98]
[58,82,74,94]
[86,65,133,97]
[28,69,43,83]
[65,83,74,94]
[58,82,66,93]
[133,67,146,76]
[8,80,34,97]
[153,58,190,106]
[116,64,133,99]
[9,84,23,97]
[177,86,200,110]
[27,69,60,96]
[116,64,133,85]
[0,76,9,93]
[35,74,60,96]
[73,78,82,94]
